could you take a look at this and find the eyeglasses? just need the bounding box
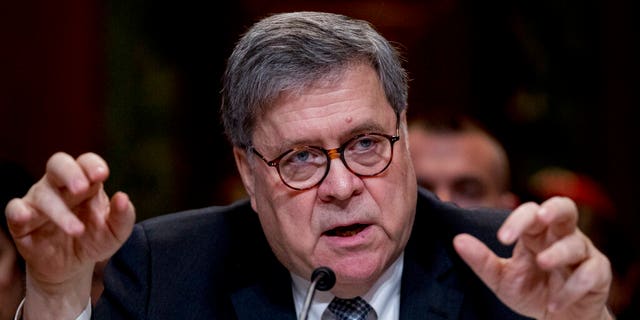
[250,126,400,190]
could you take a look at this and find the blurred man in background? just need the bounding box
[408,114,518,210]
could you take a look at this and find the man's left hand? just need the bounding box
[454,196,613,320]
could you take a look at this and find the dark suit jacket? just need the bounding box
[94,188,532,319]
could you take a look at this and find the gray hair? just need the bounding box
[221,11,408,148]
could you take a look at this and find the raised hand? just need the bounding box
[5,152,135,319]
[453,197,612,320]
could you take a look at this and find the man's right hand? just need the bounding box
[5,152,135,320]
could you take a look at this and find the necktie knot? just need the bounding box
[327,296,372,320]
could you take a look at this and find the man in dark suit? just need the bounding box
[7,12,612,319]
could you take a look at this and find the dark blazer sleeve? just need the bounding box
[93,223,151,319]
[93,203,246,319]
[92,200,296,319]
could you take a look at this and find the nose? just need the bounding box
[317,156,363,202]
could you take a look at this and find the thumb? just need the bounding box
[107,192,136,245]
[453,233,503,292]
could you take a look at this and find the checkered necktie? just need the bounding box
[327,296,373,320]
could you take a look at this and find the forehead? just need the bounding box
[411,131,493,157]
[411,131,500,175]
[253,64,397,149]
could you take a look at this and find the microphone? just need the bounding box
[299,266,336,320]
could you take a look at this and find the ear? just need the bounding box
[398,110,413,156]
[398,110,409,143]
[233,147,256,202]
[399,110,408,131]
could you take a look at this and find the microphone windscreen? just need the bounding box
[311,266,336,291]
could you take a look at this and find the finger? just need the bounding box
[76,152,110,184]
[107,192,136,245]
[46,153,107,209]
[536,231,588,270]
[46,152,90,194]
[537,196,578,238]
[6,197,78,238]
[453,233,504,292]
[498,202,542,244]
[21,153,110,236]
[547,250,611,312]
[71,190,133,262]
[73,183,110,235]
[27,180,85,235]
[5,198,38,237]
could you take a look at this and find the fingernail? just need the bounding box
[67,220,85,235]
[70,178,88,194]
[93,165,107,179]
[538,207,548,218]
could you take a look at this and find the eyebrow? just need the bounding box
[278,121,391,151]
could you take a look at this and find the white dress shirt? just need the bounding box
[14,298,91,320]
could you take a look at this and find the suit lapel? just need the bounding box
[399,190,466,319]
[400,243,464,319]
[230,283,297,320]
[226,205,298,320]
[230,263,297,320]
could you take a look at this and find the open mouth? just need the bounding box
[324,224,369,237]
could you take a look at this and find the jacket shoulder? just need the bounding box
[96,199,269,319]
[415,188,512,256]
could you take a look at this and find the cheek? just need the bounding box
[377,153,417,239]
[253,182,319,270]
[379,197,415,244]
[369,180,417,236]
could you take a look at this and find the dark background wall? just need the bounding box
[1,0,638,238]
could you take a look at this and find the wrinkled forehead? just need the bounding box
[252,63,397,147]
[249,61,377,135]
[254,60,363,117]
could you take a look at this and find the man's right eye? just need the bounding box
[291,150,311,162]
[285,148,324,165]
[455,179,485,199]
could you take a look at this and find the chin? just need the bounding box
[328,255,385,296]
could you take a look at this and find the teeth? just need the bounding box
[327,224,366,237]
[336,229,358,237]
